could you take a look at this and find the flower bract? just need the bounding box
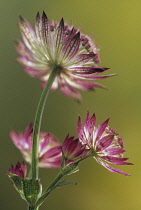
[77,113,133,175]
[10,124,62,168]
[62,135,87,161]
[7,162,27,179]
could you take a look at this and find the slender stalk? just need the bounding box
[76,151,96,164]
[28,167,32,178]
[43,173,64,194]
[31,65,59,180]
[36,173,64,207]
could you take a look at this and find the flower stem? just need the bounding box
[31,66,58,180]
[43,173,64,194]
[36,173,64,207]
[36,161,81,207]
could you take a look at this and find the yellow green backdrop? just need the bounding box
[1,0,140,209]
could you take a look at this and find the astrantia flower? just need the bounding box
[16,11,112,100]
[7,162,27,179]
[62,135,87,161]
[10,124,62,168]
[77,113,133,175]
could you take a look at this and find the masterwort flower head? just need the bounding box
[16,11,112,101]
[7,162,27,179]
[62,135,87,161]
[10,124,62,168]
[77,113,133,175]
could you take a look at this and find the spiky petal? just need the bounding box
[7,162,27,179]
[77,113,133,175]
[16,12,113,101]
[62,135,87,161]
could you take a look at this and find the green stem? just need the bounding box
[35,154,95,208]
[44,173,64,194]
[31,65,58,180]
[28,167,32,178]
[76,151,96,164]
[36,173,64,207]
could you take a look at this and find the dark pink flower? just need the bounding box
[7,162,27,179]
[62,135,87,161]
[16,11,113,101]
[77,113,133,175]
[10,124,62,168]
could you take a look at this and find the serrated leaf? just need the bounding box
[23,179,42,206]
[8,174,25,200]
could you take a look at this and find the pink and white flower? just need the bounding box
[77,113,133,175]
[10,124,62,168]
[16,11,113,100]
[7,162,27,179]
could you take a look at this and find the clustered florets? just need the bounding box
[16,11,113,101]
[10,124,62,168]
[77,113,132,175]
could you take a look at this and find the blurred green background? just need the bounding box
[1,0,140,209]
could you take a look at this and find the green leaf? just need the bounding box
[54,180,77,188]
[8,174,25,200]
[23,179,42,206]
[36,179,76,207]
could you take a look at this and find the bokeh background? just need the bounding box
[1,0,140,209]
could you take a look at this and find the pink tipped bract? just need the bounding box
[10,124,62,168]
[16,12,112,100]
[7,162,27,179]
[62,135,87,161]
[77,113,133,175]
